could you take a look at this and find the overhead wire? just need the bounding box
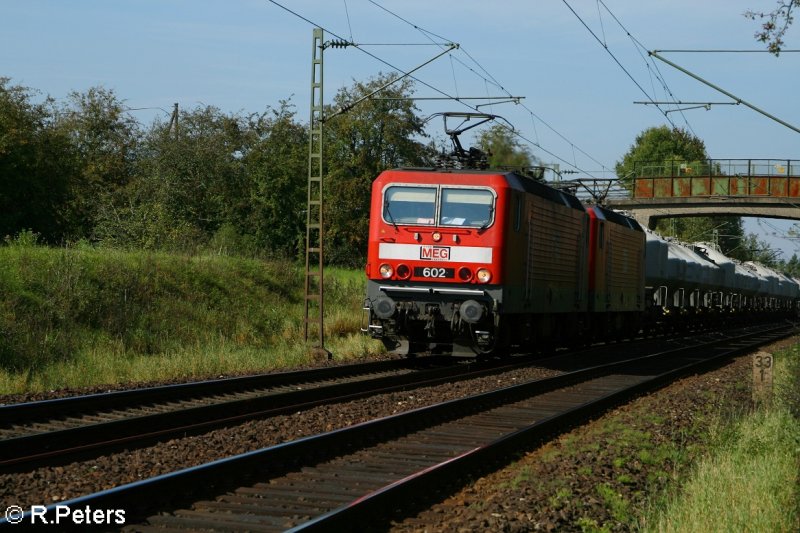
[758,218,794,238]
[595,0,608,47]
[365,0,612,176]
[561,0,679,130]
[266,2,471,113]
[273,0,710,179]
[596,0,698,136]
[599,7,800,137]
[449,54,459,99]
[655,49,800,53]
[756,218,800,255]
[342,0,354,42]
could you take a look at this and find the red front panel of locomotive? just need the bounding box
[366,169,508,286]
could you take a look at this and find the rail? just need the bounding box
[6,322,792,532]
[0,357,546,471]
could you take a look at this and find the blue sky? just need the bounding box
[2,1,799,256]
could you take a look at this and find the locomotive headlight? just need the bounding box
[458,267,473,281]
[379,263,393,279]
[476,268,492,283]
[396,263,411,280]
[432,231,442,242]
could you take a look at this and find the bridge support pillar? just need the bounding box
[629,210,659,230]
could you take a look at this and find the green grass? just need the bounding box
[644,347,800,532]
[596,483,632,523]
[0,242,384,394]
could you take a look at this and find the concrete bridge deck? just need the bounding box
[607,195,800,229]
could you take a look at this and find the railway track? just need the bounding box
[4,321,792,532]
[0,322,724,472]
[0,356,537,471]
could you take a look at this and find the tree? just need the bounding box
[55,87,140,239]
[0,78,76,242]
[242,101,308,257]
[615,125,707,187]
[322,74,434,265]
[667,217,745,253]
[733,233,781,266]
[157,104,250,236]
[94,105,250,251]
[745,1,799,55]
[476,124,539,171]
[780,253,800,276]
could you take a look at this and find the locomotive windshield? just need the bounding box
[382,185,495,228]
[440,188,494,227]
[383,186,437,225]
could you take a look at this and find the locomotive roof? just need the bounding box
[586,205,643,232]
[387,167,585,212]
[505,172,585,211]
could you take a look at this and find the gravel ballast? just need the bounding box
[0,365,558,509]
[390,340,795,532]
[1,336,794,531]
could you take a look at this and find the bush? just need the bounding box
[0,243,85,370]
[777,346,800,419]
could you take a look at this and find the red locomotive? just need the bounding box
[362,165,645,355]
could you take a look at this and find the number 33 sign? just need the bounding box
[753,352,773,405]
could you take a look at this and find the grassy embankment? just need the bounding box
[0,240,383,394]
[645,345,800,532]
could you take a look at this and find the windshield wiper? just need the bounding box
[478,206,494,233]
[384,201,399,231]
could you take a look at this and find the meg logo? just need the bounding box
[420,245,450,261]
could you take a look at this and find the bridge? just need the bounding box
[601,159,800,229]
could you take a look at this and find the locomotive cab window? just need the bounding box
[383,186,437,225]
[440,188,495,228]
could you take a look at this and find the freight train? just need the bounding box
[362,167,799,357]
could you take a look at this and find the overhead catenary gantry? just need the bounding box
[647,50,800,135]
